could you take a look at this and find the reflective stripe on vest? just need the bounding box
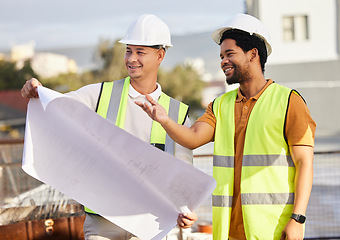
[212,83,298,240]
[213,192,294,207]
[85,77,189,214]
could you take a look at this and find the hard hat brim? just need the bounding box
[118,39,173,48]
[211,27,272,56]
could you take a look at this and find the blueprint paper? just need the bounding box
[22,86,216,240]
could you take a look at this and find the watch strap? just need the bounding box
[291,213,306,223]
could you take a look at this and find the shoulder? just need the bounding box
[213,89,238,114]
[196,101,216,129]
[267,82,293,97]
[66,83,102,110]
[287,89,308,113]
[68,83,102,95]
[285,89,316,146]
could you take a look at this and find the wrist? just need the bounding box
[160,116,171,127]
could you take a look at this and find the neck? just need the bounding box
[130,76,158,95]
[239,75,267,100]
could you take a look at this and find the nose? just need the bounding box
[221,57,229,67]
[222,57,229,64]
[126,52,137,63]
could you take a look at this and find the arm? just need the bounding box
[281,145,314,240]
[21,78,42,99]
[135,94,214,150]
[174,117,193,165]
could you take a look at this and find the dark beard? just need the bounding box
[226,64,241,85]
[226,75,239,85]
[226,64,249,85]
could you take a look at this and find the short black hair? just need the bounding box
[220,29,268,72]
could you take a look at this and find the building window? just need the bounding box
[283,15,309,42]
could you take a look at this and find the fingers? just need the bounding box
[177,212,197,229]
[134,100,155,119]
[135,95,168,124]
[182,212,197,221]
[134,101,145,109]
[177,218,194,229]
[21,78,41,99]
[280,231,286,240]
[135,96,154,110]
[145,94,157,105]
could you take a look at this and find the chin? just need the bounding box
[129,73,142,79]
[226,78,238,85]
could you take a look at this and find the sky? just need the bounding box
[0,0,245,50]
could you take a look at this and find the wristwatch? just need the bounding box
[290,213,306,223]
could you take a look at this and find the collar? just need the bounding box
[128,82,162,100]
[236,79,273,102]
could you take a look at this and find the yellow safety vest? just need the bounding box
[84,77,189,214]
[212,83,300,240]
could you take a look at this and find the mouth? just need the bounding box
[223,66,233,75]
[128,65,141,70]
[224,67,232,73]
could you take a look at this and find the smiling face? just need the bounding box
[124,45,164,82]
[220,38,252,85]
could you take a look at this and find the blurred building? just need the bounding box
[10,42,35,62]
[30,52,77,78]
[247,0,338,64]
[246,0,340,149]
[10,42,78,78]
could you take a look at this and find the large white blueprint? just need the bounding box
[22,86,216,240]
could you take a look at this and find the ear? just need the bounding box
[157,48,165,63]
[249,48,258,62]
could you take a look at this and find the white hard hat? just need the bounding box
[119,14,173,48]
[211,13,272,55]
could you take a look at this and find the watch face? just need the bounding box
[298,215,306,223]
[292,213,306,223]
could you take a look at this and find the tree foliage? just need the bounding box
[95,39,127,81]
[0,60,38,90]
[158,64,206,110]
[42,71,101,93]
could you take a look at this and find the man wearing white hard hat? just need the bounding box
[137,13,316,240]
[21,14,196,240]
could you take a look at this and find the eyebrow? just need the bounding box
[126,46,147,51]
[220,49,235,55]
[224,49,234,53]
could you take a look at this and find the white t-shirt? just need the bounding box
[66,82,193,165]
